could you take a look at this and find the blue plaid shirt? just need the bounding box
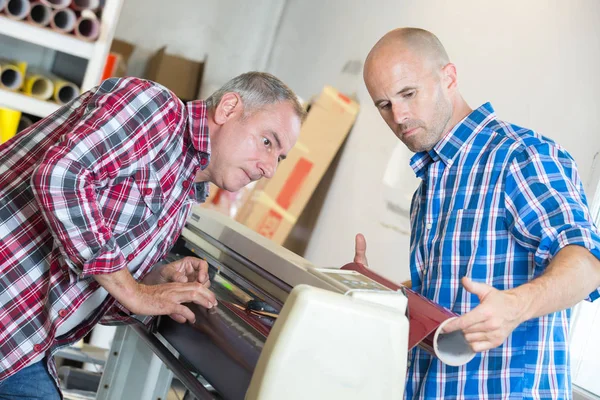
[405,103,600,399]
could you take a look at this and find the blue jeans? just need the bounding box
[0,358,60,400]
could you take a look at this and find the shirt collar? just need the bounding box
[410,102,496,178]
[186,100,210,155]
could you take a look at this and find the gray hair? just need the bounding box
[205,71,306,121]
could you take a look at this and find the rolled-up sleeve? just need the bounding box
[31,77,179,278]
[504,143,600,301]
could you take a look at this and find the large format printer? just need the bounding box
[96,206,411,400]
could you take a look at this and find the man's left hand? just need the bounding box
[441,277,526,353]
[142,257,211,287]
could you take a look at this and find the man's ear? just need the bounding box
[213,92,242,125]
[441,63,458,91]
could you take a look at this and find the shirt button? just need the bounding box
[58,309,67,318]
[144,188,152,196]
[426,223,433,229]
[33,344,42,352]
[158,219,165,228]
[183,180,190,189]
[423,270,428,276]
[127,254,134,262]
[200,157,208,166]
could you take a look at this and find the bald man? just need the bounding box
[354,27,600,399]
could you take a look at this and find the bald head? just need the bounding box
[362,28,471,153]
[364,28,450,79]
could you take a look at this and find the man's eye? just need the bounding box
[404,91,415,99]
[263,138,271,147]
[379,103,391,111]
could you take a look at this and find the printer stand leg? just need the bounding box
[96,326,173,400]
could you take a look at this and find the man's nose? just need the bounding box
[258,157,277,179]
[392,102,410,124]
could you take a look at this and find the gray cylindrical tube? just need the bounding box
[75,11,100,41]
[0,62,24,91]
[40,0,70,9]
[70,0,98,10]
[27,1,53,26]
[5,0,31,20]
[433,317,476,367]
[50,7,76,32]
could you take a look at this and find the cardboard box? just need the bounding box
[234,86,359,246]
[145,47,206,100]
[102,39,135,80]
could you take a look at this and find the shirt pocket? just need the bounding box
[133,165,164,214]
[97,166,164,236]
[435,209,484,281]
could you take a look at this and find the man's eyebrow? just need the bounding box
[374,86,418,107]
[397,86,417,95]
[269,130,283,150]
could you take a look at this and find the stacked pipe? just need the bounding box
[1,0,103,42]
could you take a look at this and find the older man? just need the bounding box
[0,72,304,398]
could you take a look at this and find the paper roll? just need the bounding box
[0,60,25,91]
[70,0,98,10]
[0,108,21,144]
[50,7,76,32]
[5,0,30,20]
[40,0,70,9]
[52,77,79,104]
[27,1,52,26]
[341,263,476,366]
[17,114,34,133]
[74,9,100,41]
[23,73,54,100]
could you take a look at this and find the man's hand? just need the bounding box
[94,267,217,325]
[354,233,369,266]
[441,277,525,352]
[142,257,210,287]
[131,281,217,324]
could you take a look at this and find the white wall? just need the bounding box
[114,0,286,97]
[266,0,600,285]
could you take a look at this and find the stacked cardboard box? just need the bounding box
[102,39,135,80]
[145,47,206,101]
[203,85,359,250]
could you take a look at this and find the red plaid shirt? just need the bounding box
[0,77,210,382]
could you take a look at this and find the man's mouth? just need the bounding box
[243,169,257,181]
[400,126,420,137]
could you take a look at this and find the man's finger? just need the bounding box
[169,313,187,324]
[463,331,489,343]
[470,341,494,353]
[461,320,490,334]
[441,309,487,333]
[173,304,196,323]
[174,272,188,283]
[354,233,368,266]
[180,284,217,308]
[462,277,494,301]
[197,259,209,283]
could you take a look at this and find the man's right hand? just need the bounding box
[94,268,217,324]
[354,233,369,267]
